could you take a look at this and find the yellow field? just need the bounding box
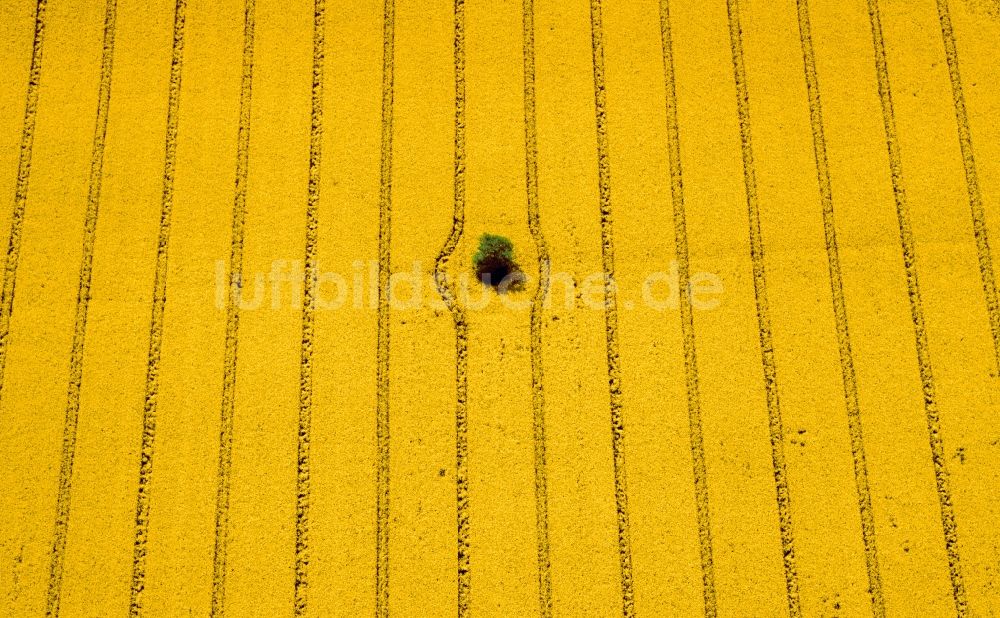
[0,0,998,616]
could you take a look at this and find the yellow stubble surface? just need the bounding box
[223,0,312,613]
[56,0,174,615]
[0,0,105,614]
[385,0,457,613]
[878,0,1000,611]
[813,0,988,615]
[459,0,540,614]
[533,0,624,614]
[669,0,790,614]
[950,1,1000,302]
[138,0,243,614]
[807,1,961,614]
[0,0,998,616]
[306,0,382,615]
[946,4,1000,606]
[737,0,874,614]
[600,0,706,613]
[0,0,34,250]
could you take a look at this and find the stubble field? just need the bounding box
[0,0,998,616]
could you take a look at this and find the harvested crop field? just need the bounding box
[1,0,999,616]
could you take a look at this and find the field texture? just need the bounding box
[0,0,998,616]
